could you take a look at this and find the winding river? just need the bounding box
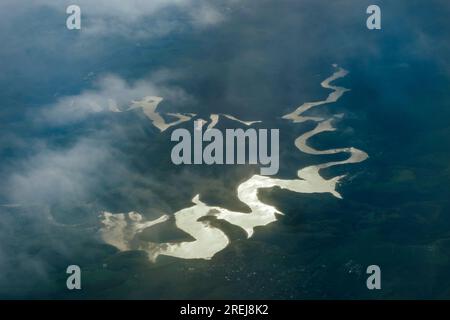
[100,65,368,261]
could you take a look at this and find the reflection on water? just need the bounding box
[100,65,369,261]
[127,96,195,132]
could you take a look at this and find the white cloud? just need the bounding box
[39,71,193,125]
[2,0,226,38]
[190,3,225,27]
[6,138,110,205]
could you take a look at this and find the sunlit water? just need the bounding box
[100,65,368,261]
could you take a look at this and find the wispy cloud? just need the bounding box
[0,0,226,38]
[38,70,193,125]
